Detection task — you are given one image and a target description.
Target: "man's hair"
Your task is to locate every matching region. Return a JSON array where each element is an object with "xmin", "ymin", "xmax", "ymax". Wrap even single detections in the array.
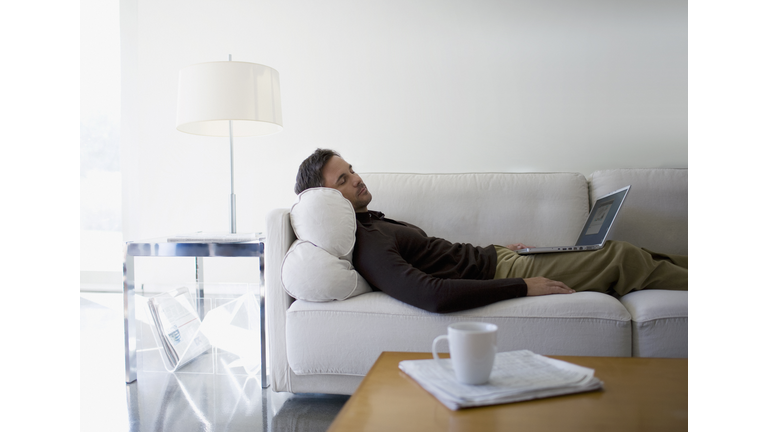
[{"xmin": 294, "ymin": 148, "xmax": 340, "ymax": 194}]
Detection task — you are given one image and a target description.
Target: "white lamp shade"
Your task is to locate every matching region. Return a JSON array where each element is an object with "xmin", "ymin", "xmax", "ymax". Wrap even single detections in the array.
[{"xmin": 176, "ymin": 61, "xmax": 283, "ymax": 137}]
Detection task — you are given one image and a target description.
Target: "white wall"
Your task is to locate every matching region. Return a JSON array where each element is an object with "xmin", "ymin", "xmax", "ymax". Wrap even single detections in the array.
[{"xmin": 121, "ymin": 0, "xmax": 686, "ymax": 285}]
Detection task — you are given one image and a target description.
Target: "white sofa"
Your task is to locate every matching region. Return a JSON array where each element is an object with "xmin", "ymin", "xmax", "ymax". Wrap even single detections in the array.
[{"xmin": 265, "ymin": 168, "xmax": 688, "ymax": 395}]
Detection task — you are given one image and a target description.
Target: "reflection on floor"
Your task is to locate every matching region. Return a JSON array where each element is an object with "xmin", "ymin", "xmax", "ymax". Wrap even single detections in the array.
[{"xmin": 81, "ymin": 292, "xmax": 349, "ymax": 432}]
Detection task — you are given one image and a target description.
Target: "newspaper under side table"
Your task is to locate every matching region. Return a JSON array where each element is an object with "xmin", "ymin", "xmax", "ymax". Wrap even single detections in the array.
[{"xmin": 123, "ymin": 234, "xmax": 267, "ymax": 387}]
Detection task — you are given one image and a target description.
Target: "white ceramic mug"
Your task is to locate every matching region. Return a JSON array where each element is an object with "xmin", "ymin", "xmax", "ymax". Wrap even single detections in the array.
[{"xmin": 431, "ymin": 322, "xmax": 498, "ymax": 385}]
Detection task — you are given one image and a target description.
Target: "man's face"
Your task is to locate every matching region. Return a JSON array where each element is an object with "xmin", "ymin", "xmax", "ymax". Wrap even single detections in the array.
[{"xmin": 321, "ymin": 156, "xmax": 372, "ymax": 212}]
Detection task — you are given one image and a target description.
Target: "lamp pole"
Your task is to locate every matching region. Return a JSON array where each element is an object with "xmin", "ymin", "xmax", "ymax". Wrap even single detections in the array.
[{"xmin": 228, "ymin": 54, "xmax": 236, "ymax": 233}]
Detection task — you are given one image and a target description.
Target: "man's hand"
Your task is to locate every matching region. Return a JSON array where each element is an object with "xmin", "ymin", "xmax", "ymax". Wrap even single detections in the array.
[
  {"xmin": 523, "ymin": 277, "xmax": 575, "ymax": 296},
  {"xmin": 506, "ymin": 243, "xmax": 531, "ymax": 251}
]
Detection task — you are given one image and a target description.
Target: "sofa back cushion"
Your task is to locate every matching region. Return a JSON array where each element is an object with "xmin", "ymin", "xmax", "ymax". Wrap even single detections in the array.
[
  {"xmin": 361, "ymin": 172, "xmax": 589, "ymax": 247},
  {"xmin": 589, "ymin": 169, "xmax": 687, "ymax": 255}
]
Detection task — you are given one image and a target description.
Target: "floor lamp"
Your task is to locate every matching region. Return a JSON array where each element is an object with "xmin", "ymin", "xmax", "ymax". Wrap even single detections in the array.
[{"xmin": 176, "ymin": 56, "xmax": 283, "ymax": 233}]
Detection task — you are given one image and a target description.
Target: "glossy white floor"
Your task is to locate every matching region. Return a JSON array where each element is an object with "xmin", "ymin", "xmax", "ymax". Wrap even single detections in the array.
[{"xmin": 80, "ymin": 292, "xmax": 349, "ymax": 432}]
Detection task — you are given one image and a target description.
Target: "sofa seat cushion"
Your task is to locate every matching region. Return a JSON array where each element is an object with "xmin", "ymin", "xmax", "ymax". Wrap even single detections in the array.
[
  {"xmin": 620, "ymin": 290, "xmax": 688, "ymax": 358},
  {"xmin": 285, "ymin": 291, "xmax": 632, "ymax": 376}
]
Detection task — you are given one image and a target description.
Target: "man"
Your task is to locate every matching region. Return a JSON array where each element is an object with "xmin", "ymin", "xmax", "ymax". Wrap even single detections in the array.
[{"xmin": 294, "ymin": 148, "xmax": 688, "ymax": 313}]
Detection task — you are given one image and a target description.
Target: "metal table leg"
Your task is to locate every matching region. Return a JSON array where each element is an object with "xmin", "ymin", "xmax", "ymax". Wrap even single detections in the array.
[
  {"xmin": 123, "ymin": 250, "xmax": 137, "ymax": 383},
  {"xmin": 260, "ymin": 253, "xmax": 269, "ymax": 388},
  {"xmin": 195, "ymin": 257, "xmax": 205, "ymax": 320}
]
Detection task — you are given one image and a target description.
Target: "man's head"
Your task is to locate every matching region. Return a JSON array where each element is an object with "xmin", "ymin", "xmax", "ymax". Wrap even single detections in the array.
[
  {"xmin": 295, "ymin": 148, "xmax": 372, "ymax": 212},
  {"xmin": 294, "ymin": 148, "xmax": 339, "ymax": 194}
]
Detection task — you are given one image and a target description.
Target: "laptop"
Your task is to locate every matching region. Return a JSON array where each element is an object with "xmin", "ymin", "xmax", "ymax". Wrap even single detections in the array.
[{"xmin": 517, "ymin": 185, "xmax": 631, "ymax": 255}]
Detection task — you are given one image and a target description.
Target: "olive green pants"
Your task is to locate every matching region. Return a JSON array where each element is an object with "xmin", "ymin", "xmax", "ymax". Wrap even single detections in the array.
[{"xmin": 494, "ymin": 241, "xmax": 687, "ymax": 296}]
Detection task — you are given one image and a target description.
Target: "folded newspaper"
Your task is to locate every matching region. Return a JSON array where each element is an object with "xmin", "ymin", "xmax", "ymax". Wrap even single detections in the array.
[
  {"xmin": 147, "ymin": 287, "xmax": 211, "ymax": 371},
  {"xmin": 399, "ymin": 350, "xmax": 603, "ymax": 410}
]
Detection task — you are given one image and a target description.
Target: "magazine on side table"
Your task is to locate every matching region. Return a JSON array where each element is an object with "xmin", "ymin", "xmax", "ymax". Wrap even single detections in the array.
[{"xmin": 166, "ymin": 232, "xmax": 261, "ymax": 243}]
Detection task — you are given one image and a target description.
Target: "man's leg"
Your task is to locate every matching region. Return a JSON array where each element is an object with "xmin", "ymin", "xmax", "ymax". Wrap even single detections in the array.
[{"xmin": 494, "ymin": 241, "xmax": 687, "ymax": 295}]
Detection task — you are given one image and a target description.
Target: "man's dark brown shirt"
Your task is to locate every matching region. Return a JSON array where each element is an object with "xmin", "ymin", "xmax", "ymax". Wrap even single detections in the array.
[{"xmin": 353, "ymin": 211, "xmax": 527, "ymax": 313}]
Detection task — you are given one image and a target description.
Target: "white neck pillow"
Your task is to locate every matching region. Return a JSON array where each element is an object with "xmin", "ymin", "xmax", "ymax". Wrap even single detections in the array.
[{"xmin": 281, "ymin": 188, "xmax": 372, "ymax": 301}]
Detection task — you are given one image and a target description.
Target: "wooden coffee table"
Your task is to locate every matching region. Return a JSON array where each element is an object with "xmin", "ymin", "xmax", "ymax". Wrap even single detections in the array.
[{"xmin": 328, "ymin": 352, "xmax": 687, "ymax": 432}]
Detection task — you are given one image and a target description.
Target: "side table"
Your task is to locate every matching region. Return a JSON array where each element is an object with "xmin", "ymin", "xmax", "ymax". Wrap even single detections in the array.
[{"xmin": 122, "ymin": 234, "xmax": 268, "ymax": 388}]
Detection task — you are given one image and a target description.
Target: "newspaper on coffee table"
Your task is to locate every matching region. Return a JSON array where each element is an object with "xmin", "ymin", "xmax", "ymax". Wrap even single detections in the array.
[{"xmin": 399, "ymin": 350, "xmax": 603, "ymax": 410}]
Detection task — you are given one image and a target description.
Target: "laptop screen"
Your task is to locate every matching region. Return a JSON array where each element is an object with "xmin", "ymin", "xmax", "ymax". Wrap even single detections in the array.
[{"xmin": 575, "ymin": 186, "xmax": 630, "ymax": 247}]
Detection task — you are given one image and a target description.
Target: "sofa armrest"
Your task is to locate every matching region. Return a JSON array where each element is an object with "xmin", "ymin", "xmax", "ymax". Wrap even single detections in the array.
[{"xmin": 265, "ymin": 208, "xmax": 297, "ymax": 391}]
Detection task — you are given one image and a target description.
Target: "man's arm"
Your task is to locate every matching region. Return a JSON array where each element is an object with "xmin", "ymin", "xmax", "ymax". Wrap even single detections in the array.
[
  {"xmin": 353, "ymin": 221, "xmax": 572, "ymax": 313},
  {"xmin": 355, "ymin": 250, "xmax": 528, "ymax": 313},
  {"xmin": 355, "ymin": 248, "xmax": 572, "ymax": 312},
  {"xmin": 502, "ymin": 245, "xmax": 574, "ymax": 294},
  {"xmin": 523, "ymin": 277, "xmax": 574, "ymax": 296},
  {"xmin": 506, "ymin": 243, "xmax": 531, "ymax": 251},
  {"xmin": 352, "ymin": 231, "xmax": 536, "ymax": 313}
]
